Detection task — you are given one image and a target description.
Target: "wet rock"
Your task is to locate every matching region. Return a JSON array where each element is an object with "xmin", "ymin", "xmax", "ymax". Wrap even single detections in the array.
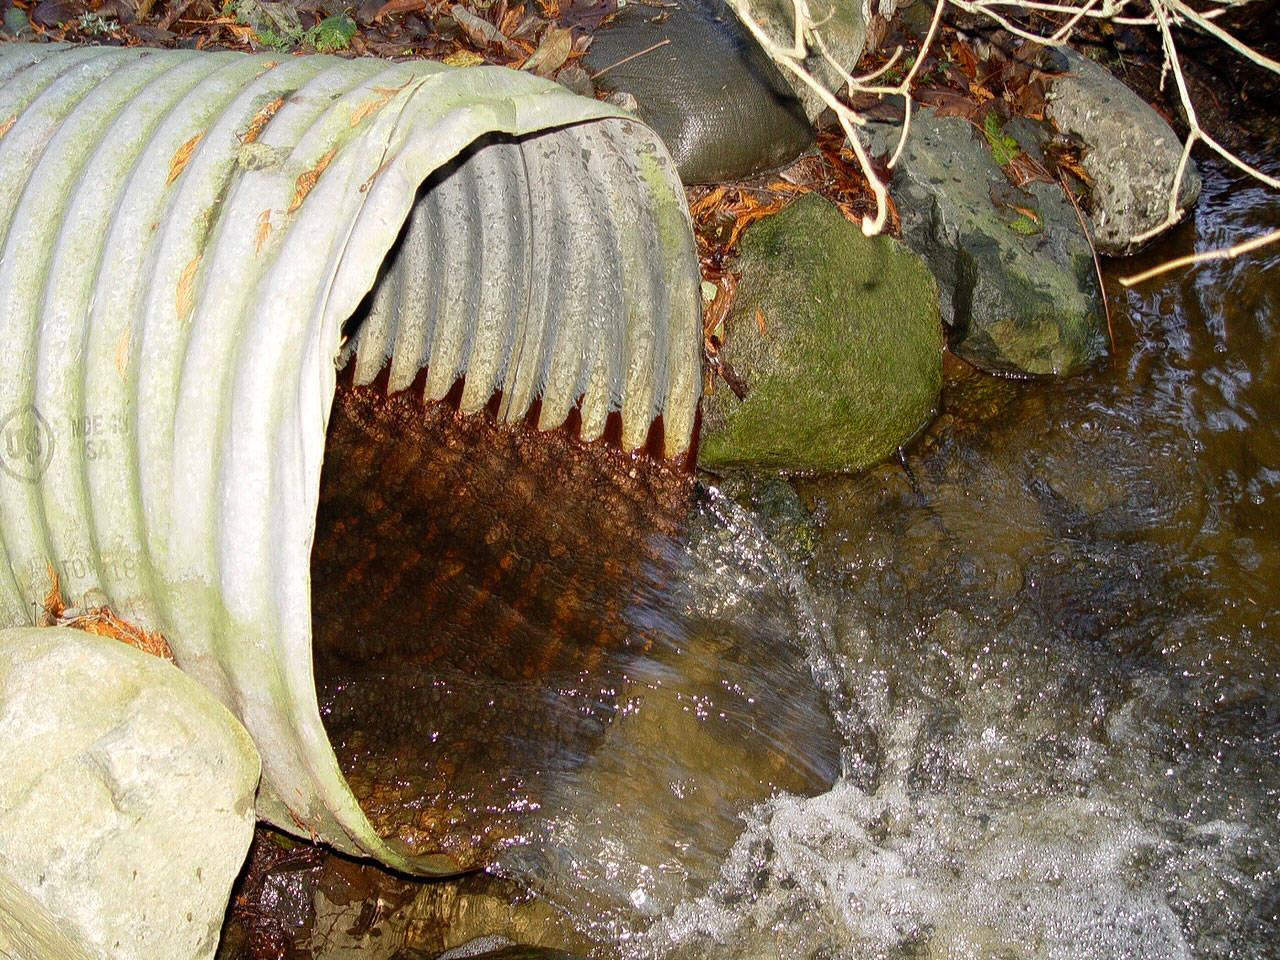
[
  {"xmin": 700, "ymin": 192, "xmax": 942, "ymax": 473},
  {"xmin": 0, "ymin": 627, "xmax": 259, "ymax": 960},
  {"xmin": 1044, "ymin": 47, "xmax": 1201, "ymax": 255},
  {"xmin": 867, "ymin": 107, "xmax": 1106, "ymax": 377},
  {"xmin": 440, "ymin": 944, "xmax": 588, "ymax": 960},
  {"xmin": 223, "ymin": 839, "xmax": 590, "ymax": 959},
  {"xmin": 713, "ymin": 474, "xmax": 817, "ymax": 562}
]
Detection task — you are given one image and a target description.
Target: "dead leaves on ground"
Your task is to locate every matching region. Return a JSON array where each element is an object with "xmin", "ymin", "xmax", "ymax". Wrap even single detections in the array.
[
  {"xmin": 42, "ymin": 563, "xmax": 176, "ymax": 662},
  {"xmin": 9, "ymin": 0, "xmax": 596, "ymax": 78}
]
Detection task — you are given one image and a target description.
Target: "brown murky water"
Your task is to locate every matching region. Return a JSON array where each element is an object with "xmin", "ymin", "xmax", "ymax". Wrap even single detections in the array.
[{"xmin": 651, "ymin": 154, "xmax": 1280, "ymax": 959}]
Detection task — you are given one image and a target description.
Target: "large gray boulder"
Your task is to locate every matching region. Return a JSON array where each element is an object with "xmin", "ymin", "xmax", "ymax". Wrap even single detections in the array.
[
  {"xmin": 868, "ymin": 107, "xmax": 1106, "ymax": 377},
  {"xmin": 1043, "ymin": 46, "xmax": 1201, "ymax": 255},
  {"xmin": 700, "ymin": 192, "xmax": 942, "ymax": 473},
  {"xmin": 0, "ymin": 627, "xmax": 260, "ymax": 960}
]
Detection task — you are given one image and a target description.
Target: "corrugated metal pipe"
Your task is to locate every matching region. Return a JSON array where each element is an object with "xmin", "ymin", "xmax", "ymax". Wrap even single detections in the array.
[{"xmin": 0, "ymin": 41, "xmax": 700, "ymax": 874}]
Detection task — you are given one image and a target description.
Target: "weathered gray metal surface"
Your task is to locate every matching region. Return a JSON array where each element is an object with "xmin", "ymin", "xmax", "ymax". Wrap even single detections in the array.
[{"xmin": 0, "ymin": 41, "xmax": 700, "ymax": 874}]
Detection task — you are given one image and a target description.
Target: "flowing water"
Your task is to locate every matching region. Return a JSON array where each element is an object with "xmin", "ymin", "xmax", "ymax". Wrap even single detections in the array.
[
  {"xmin": 232, "ymin": 152, "xmax": 1277, "ymax": 958},
  {"xmin": 644, "ymin": 154, "xmax": 1280, "ymax": 959}
]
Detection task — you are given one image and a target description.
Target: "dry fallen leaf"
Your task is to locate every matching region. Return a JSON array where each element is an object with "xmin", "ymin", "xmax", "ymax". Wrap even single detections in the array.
[{"xmin": 521, "ymin": 24, "xmax": 573, "ymax": 77}]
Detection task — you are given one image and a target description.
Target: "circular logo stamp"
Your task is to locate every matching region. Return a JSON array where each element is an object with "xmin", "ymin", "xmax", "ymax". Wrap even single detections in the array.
[{"xmin": 0, "ymin": 406, "xmax": 55, "ymax": 483}]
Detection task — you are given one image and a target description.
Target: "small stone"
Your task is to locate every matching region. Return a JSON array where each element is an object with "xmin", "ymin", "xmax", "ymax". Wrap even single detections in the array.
[
  {"xmin": 553, "ymin": 65, "xmax": 593, "ymax": 99},
  {"xmin": 604, "ymin": 90, "xmax": 640, "ymax": 114}
]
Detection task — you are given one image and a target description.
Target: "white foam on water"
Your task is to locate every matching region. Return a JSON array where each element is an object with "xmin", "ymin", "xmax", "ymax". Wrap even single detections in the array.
[{"xmin": 642, "ymin": 650, "xmax": 1274, "ymax": 960}]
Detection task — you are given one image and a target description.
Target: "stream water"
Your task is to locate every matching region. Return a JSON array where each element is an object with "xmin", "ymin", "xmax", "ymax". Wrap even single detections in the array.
[
  {"xmin": 646, "ymin": 152, "xmax": 1280, "ymax": 960},
  {"xmin": 233, "ymin": 151, "xmax": 1277, "ymax": 958}
]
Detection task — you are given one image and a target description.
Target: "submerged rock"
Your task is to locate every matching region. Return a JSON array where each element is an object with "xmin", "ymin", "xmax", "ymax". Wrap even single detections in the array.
[
  {"xmin": 0, "ymin": 627, "xmax": 259, "ymax": 960},
  {"xmin": 1044, "ymin": 46, "xmax": 1201, "ymax": 255},
  {"xmin": 868, "ymin": 107, "xmax": 1106, "ymax": 377},
  {"xmin": 699, "ymin": 192, "xmax": 942, "ymax": 473}
]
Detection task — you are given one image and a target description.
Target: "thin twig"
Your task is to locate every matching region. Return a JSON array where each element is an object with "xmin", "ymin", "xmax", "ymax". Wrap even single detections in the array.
[
  {"xmin": 588, "ymin": 38, "xmax": 671, "ymax": 80},
  {"xmin": 1119, "ymin": 226, "xmax": 1280, "ymax": 286},
  {"xmin": 1059, "ymin": 168, "xmax": 1114, "ymax": 349}
]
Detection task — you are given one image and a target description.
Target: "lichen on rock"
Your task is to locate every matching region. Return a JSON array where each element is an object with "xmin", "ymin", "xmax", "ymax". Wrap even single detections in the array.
[
  {"xmin": 866, "ymin": 107, "xmax": 1107, "ymax": 378},
  {"xmin": 1043, "ymin": 46, "xmax": 1201, "ymax": 255}
]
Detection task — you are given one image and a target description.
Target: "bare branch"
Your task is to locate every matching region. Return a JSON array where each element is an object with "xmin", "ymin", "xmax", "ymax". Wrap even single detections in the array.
[
  {"xmin": 1120, "ymin": 226, "xmax": 1280, "ymax": 286},
  {"xmin": 725, "ymin": 0, "xmax": 1277, "ymax": 280}
]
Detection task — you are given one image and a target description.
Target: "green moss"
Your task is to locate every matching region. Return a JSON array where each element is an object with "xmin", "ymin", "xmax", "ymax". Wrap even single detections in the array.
[{"xmin": 699, "ymin": 194, "xmax": 942, "ymax": 474}]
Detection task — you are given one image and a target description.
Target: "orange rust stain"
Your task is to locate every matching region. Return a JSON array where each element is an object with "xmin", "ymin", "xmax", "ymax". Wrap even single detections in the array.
[
  {"xmin": 254, "ymin": 208, "xmax": 273, "ymax": 253},
  {"xmin": 237, "ymin": 95, "xmax": 285, "ymax": 145},
  {"xmin": 167, "ymin": 133, "xmax": 203, "ymax": 185},
  {"xmin": 349, "ymin": 93, "xmax": 392, "ymax": 128},
  {"xmin": 287, "ymin": 147, "xmax": 337, "ymax": 214},
  {"xmin": 114, "ymin": 325, "xmax": 131, "ymax": 383},
  {"xmin": 176, "ymin": 254, "xmax": 200, "ymax": 321},
  {"xmin": 0, "ymin": 115, "xmax": 15, "ymax": 140}
]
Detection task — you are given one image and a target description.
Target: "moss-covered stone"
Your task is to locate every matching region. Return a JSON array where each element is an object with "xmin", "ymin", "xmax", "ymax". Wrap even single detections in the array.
[
  {"xmin": 865, "ymin": 108, "xmax": 1107, "ymax": 377},
  {"xmin": 699, "ymin": 193, "xmax": 942, "ymax": 473}
]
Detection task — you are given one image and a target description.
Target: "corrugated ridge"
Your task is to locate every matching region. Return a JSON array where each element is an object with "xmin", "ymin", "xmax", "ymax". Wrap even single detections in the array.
[
  {"xmin": 0, "ymin": 46, "xmax": 144, "ymax": 624},
  {"xmin": 38, "ymin": 49, "xmax": 195, "ymax": 632},
  {"xmin": 343, "ymin": 115, "xmax": 698, "ymax": 454}
]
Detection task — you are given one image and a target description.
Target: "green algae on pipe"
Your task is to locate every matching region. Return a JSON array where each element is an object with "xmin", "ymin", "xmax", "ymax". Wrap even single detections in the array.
[{"xmin": 0, "ymin": 41, "xmax": 700, "ymax": 875}]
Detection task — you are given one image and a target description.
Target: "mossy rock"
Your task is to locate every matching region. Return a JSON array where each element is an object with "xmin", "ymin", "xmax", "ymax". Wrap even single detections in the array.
[
  {"xmin": 865, "ymin": 108, "xmax": 1107, "ymax": 376},
  {"xmin": 699, "ymin": 193, "xmax": 942, "ymax": 473}
]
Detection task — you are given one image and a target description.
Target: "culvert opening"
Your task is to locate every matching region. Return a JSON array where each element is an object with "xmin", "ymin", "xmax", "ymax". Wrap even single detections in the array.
[
  {"xmin": 308, "ymin": 380, "xmax": 844, "ymax": 890},
  {"xmin": 311, "ymin": 126, "xmax": 840, "ymax": 893}
]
